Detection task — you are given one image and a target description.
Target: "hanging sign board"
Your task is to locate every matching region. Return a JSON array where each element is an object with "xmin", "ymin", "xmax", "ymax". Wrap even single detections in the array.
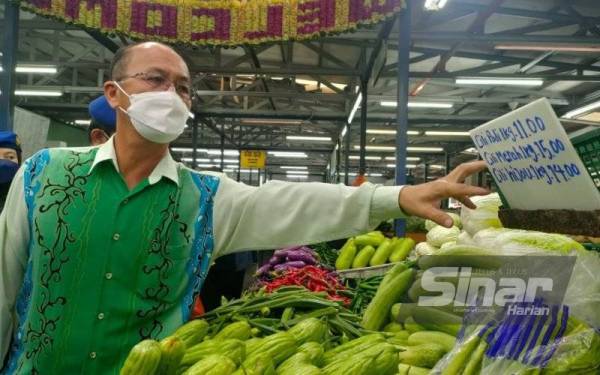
[
  {"xmin": 469, "ymin": 98, "xmax": 600, "ymax": 210},
  {"xmin": 240, "ymin": 150, "xmax": 266, "ymax": 169}
]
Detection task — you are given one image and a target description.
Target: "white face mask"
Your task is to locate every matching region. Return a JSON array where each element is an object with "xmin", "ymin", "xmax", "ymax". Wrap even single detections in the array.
[{"xmin": 114, "ymin": 82, "xmax": 190, "ymax": 144}]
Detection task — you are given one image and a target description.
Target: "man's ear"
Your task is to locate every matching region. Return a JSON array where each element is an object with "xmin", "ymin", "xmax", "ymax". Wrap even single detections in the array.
[
  {"xmin": 90, "ymin": 129, "xmax": 109, "ymax": 146},
  {"xmin": 104, "ymin": 81, "xmax": 119, "ymax": 109}
]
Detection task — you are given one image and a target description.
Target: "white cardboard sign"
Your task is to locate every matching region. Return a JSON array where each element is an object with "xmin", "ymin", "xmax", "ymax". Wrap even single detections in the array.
[{"xmin": 469, "ymin": 98, "xmax": 600, "ymax": 210}]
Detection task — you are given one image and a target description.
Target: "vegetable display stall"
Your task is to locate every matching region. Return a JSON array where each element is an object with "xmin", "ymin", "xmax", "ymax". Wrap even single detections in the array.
[{"xmin": 119, "ymin": 195, "xmax": 600, "ymax": 375}]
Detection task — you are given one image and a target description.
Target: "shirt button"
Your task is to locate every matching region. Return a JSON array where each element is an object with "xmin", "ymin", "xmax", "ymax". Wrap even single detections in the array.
[
  {"xmin": 112, "ymin": 233, "xmax": 120, "ymax": 241},
  {"xmin": 105, "ymin": 273, "xmax": 113, "ymax": 280},
  {"xmin": 89, "ymin": 352, "xmax": 97, "ymax": 359},
  {"xmin": 122, "ymin": 198, "xmax": 129, "ymax": 205},
  {"xmin": 97, "ymin": 313, "xmax": 105, "ymax": 320}
]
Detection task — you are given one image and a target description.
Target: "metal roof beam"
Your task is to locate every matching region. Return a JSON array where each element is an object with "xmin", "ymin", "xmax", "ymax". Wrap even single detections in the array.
[
  {"xmin": 449, "ymin": 1, "xmax": 600, "ymax": 24},
  {"xmin": 189, "ymin": 65, "xmax": 360, "ymax": 76},
  {"xmin": 410, "ymin": 46, "xmax": 600, "ymax": 73},
  {"xmin": 410, "ymin": 32, "xmax": 600, "ymax": 45}
]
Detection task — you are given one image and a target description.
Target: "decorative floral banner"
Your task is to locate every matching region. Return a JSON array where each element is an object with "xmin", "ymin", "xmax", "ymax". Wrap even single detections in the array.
[{"xmin": 16, "ymin": 0, "xmax": 405, "ymax": 46}]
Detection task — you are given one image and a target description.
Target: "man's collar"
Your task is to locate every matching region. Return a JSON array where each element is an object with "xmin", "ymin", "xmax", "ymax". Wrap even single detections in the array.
[{"xmin": 88, "ymin": 136, "xmax": 180, "ymax": 186}]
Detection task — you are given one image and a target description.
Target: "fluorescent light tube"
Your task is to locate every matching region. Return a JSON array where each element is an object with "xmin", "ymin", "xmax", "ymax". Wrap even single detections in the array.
[
  {"xmin": 425, "ymin": 130, "xmax": 470, "ymax": 136},
  {"xmin": 207, "ymin": 149, "xmax": 239, "ymax": 156},
  {"xmin": 181, "ymin": 158, "xmax": 212, "ymax": 163},
  {"xmin": 340, "ymin": 125, "xmax": 348, "ymax": 138},
  {"xmin": 367, "ymin": 129, "xmax": 420, "ymax": 135},
  {"xmin": 15, "ymin": 65, "xmax": 58, "ymax": 74},
  {"xmin": 287, "ymin": 175, "xmax": 308, "ymax": 179},
  {"xmin": 562, "ymin": 99, "xmax": 600, "ymax": 119},
  {"xmin": 348, "ymin": 93, "xmax": 362, "ymax": 124},
  {"xmin": 15, "ymin": 90, "xmax": 62, "ymax": 96},
  {"xmin": 349, "ymin": 155, "xmax": 381, "ymax": 161},
  {"xmin": 388, "ymin": 164, "xmax": 417, "ymax": 168},
  {"xmin": 74, "ymin": 119, "xmax": 91, "ymax": 125},
  {"xmin": 268, "ymin": 151, "xmax": 308, "ymax": 158},
  {"xmin": 380, "ymin": 101, "xmax": 454, "ymax": 109},
  {"xmin": 287, "ymin": 135, "xmax": 332, "ymax": 142},
  {"xmin": 281, "ymin": 166, "xmax": 308, "ymax": 169},
  {"xmin": 286, "ymin": 171, "xmax": 309, "ymax": 175},
  {"xmin": 407, "ymin": 146, "xmax": 444, "ymax": 152},
  {"xmin": 211, "ymin": 159, "xmax": 239, "ymax": 164},
  {"xmin": 495, "ymin": 44, "xmax": 600, "ymax": 53},
  {"xmin": 353, "ymin": 145, "xmax": 396, "ymax": 151},
  {"xmin": 456, "ymin": 77, "xmax": 544, "ymax": 86},
  {"xmin": 385, "ymin": 156, "xmax": 421, "ymax": 161}
]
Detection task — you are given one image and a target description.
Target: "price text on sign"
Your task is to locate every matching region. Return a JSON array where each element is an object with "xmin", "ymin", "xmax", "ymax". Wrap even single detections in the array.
[
  {"xmin": 240, "ymin": 150, "xmax": 266, "ymax": 169},
  {"xmin": 469, "ymin": 98, "xmax": 600, "ymax": 210}
]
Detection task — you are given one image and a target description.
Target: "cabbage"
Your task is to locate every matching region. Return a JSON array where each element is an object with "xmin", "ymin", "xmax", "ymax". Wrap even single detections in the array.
[
  {"xmin": 426, "ymin": 226, "xmax": 460, "ymax": 247},
  {"xmin": 425, "ymin": 219, "xmax": 438, "ymax": 231},
  {"xmin": 415, "ymin": 242, "xmax": 438, "ymax": 257},
  {"xmin": 448, "ymin": 213, "xmax": 461, "ymax": 229},
  {"xmin": 457, "ymin": 231, "xmax": 475, "ymax": 246},
  {"xmin": 425, "ymin": 213, "xmax": 461, "ymax": 232},
  {"xmin": 440, "ymin": 241, "xmax": 457, "ymax": 251},
  {"xmin": 460, "ymin": 193, "xmax": 503, "ymax": 236},
  {"xmin": 473, "ymin": 228, "xmax": 585, "ymax": 255}
]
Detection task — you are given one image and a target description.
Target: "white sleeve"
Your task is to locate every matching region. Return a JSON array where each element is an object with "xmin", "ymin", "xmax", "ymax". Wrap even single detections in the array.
[
  {"xmin": 0, "ymin": 167, "xmax": 29, "ymax": 365},
  {"xmin": 212, "ymin": 174, "xmax": 406, "ymax": 256}
]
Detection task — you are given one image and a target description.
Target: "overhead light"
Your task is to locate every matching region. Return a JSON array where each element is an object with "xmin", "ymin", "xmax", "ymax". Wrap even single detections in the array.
[
  {"xmin": 172, "ymin": 147, "xmax": 204, "ymax": 153},
  {"xmin": 212, "ymin": 159, "xmax": 239, "ymax": 164},
  {"xmin": 241, "ymin": 119, "xmax": 303, "ymax": 126},
  {"xmin": 15, "ymin": 89, "xmax": 62, "ymax": 97},
  {"xmin": 207, "ymin": 149, "xmax": 239, "ymax": 156},
  {"xmin": 287, "ymin": 175, "xmax": 308, "ymax": 179},
  {"xmin": 425, "ymin": 130, "xmax": 470, "ymax": 136},
  {"xmin": 407, "ymin": 146, "xmax": 444, "ymax": 152},
  {"xmin": 15, "ymin": 65, "xmax": 58, "ymax": 74},
  {"xmin": 424, "ymin": 0, "xmax": 448, "ymax": 10},
  {"xmin": 281, "ymin": 166, "xmax": 308, "ymax": 170},
  {"xmin": 349, "ymin": 155, "xmax": 381, "ymax": 161},
  {"xmin": 368, "ymin": 173, "xmax": 383, "ymax": 177},
  {"xmin": 430, "ymin": 164, "xmax": 445, "ymax": 169},
  {"xmin": 353, "ymin": 145, "xmax": 395, "ymax": 151},
  {"xmin": 287, "ymin": 135, "xmax": 332, "ymax": 142},
  {"xmin": 0, "ymin": 64, "xmax": 58, "ymax": 74},
  {"xmin": 367, "ymin": 129, "xmax": 420, "ymax": 135},
  {"xmin": 74, "ymin": 119, "xmax": 91, "ymax": 125},
  {"xmin": 286, "ymin": 170, "xmax": 309, "ymax": 175},
  {"xmin": 455, "ymin": 77, "xmax": 544, "ymax": 86},
  {"xmin": 268, "ymin": 151, "xmax": 308, "ymax": 158},
  {"xmin": 381, "ymin": 101, "xmax": 454, "ymax": 109},
  {"xmin": 388, "ymin": 164, "xmax": 417, "ymax": 168},
  {"xmin": 562, "ymin": 99, "xmax": 600, "ymax": 119},
  {"xmin": 223, "ymin": 169, "xmax": 235, "ymax": 173},
  {"xmin": 385, "ymin": 156, "xmax": 421, "ymax": 161},
  {"xmin": 462, "ymin": 147, "xmax": 478, "ymax": 154},
  {"xmin": 348, "ymin": 93, "xmax": 362, "ymax": 124},
  {"xmin": 340, "ymin": 125, "xmax": 348, "ymax": 139},
  {"xmin": 196, "ymin": 163, "xmax": 220, "ymax": 169},
  {"xmin": 296, "ymin": 78, "xmax": 347, "ymax": 90},
  {"xmin": 182, "ymin": 158, "xmax": 212, "ymax": 163},
  {"xmin": 495, "ymin": 44, "xmax": 600, "ymax": 53}
]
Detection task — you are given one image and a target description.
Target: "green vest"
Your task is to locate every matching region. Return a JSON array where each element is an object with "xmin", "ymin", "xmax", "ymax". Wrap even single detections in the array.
[{"xmin": 4, "ymin": 147, "xmax": 219, "ymax": 374}]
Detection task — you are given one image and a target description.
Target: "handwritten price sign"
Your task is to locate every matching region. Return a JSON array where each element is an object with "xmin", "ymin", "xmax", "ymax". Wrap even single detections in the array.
[{"xmin": 470, "ymin": 98, "xmax": 600, "ymax": 210}]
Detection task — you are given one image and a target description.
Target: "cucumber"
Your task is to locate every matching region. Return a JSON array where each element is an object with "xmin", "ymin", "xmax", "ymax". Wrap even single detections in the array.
[
  {"xmin": 369, "ymin": 238, "xmax": 394, "ymax": 266},
  {"xmin": 352, "ymin": 245, "xmax": 376, "ymax": 268},
  {"xmin": 407, "ymin": 331, "xmax": 456, "ymax": 352}
]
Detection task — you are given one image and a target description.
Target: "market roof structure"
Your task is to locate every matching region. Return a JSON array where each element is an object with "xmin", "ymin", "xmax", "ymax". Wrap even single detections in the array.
[{"xmin": 1, "ymin": 0, "xmax": 599, "ymax": 182}]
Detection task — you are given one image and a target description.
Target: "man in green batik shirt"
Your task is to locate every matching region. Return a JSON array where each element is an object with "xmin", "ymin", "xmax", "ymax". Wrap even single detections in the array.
[{"xmin": 0, "ymin": 42, "xmax": 488, "ymax": 374}]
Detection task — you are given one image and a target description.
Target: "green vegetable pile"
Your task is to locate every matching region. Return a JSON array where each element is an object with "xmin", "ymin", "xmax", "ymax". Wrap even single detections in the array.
[{"xmin": 335, "ymin": 231, "xmax": 416, "ymax": 270}]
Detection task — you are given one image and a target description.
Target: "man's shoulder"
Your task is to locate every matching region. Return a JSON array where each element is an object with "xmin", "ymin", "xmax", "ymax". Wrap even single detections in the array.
[{"xmin": 25, "ymin": 145, "xmax": 98, "ymax": 167}]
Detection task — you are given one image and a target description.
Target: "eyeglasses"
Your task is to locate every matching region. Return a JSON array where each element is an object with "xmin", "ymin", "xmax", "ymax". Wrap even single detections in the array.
[{"xmin": 119, "ymin": 71, "xmax": 192, "ymax": 100}]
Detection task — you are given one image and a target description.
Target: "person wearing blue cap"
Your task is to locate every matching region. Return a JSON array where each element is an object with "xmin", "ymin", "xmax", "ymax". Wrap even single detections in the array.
[
  {"xmin": 0, "ymin": 131, "xmax": 21, "ymax": 210},
  {"xmin": 88, "ymin": 95, "xmax": 116, "ymax": 146}
]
